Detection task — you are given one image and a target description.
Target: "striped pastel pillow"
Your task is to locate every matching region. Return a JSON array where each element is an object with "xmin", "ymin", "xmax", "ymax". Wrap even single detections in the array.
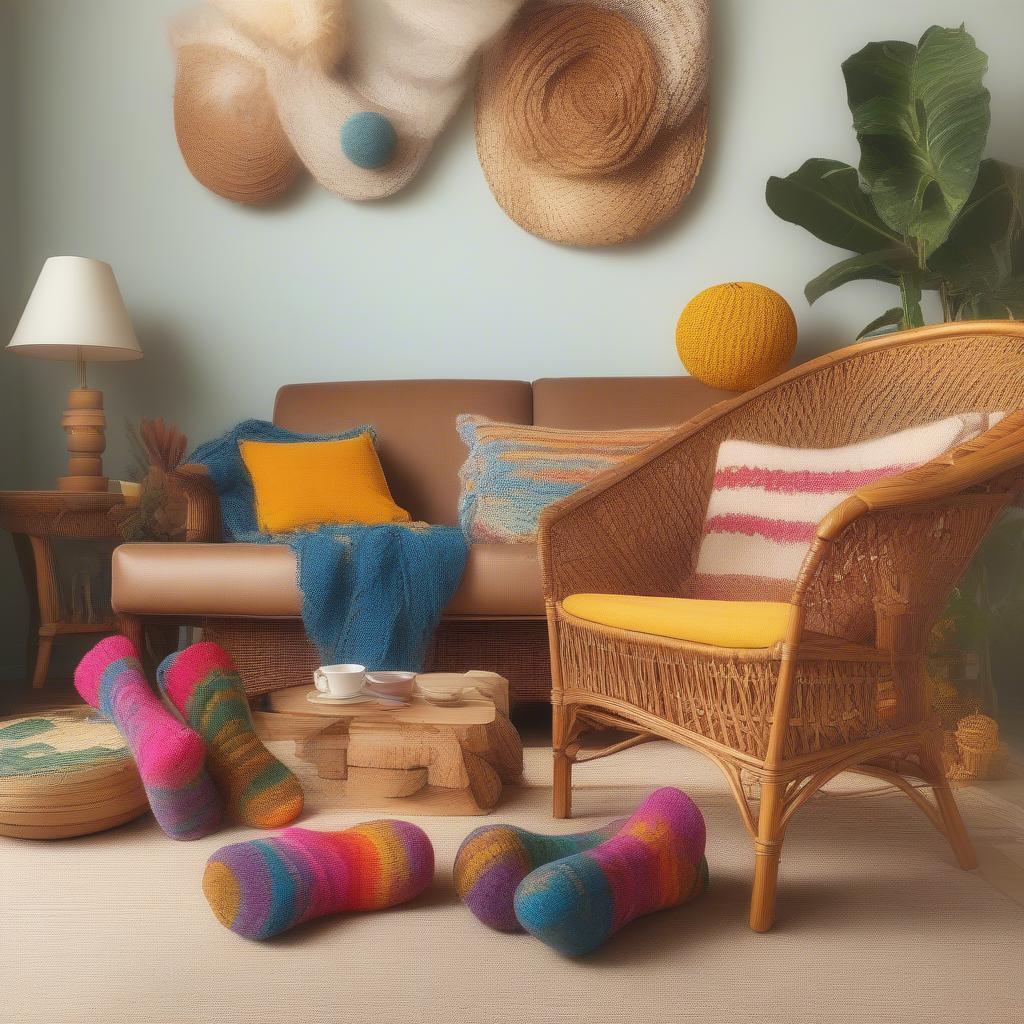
[
  {"xmin": 457, "ymin": 415, "xmax": 671, "ymax": 543},
  {"xmin": 692, "ymin": 412, "xmax": 993, "ymax": 602}
]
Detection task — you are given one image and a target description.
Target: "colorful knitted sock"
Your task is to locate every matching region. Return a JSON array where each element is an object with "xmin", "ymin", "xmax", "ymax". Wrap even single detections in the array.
[
  {"xmin": 455, "ymin": 819, "xmax": 627, "ymax": 932},
  {"xmin": 157, "ymin": 642, "xmax": 303, "ymax": 828},
  {"xmin": 74, "ymin": 636, "xmax": 223, "ymax": 840},
  {"xmin": 514, "ymin": 787, "xmax": 709, "ymax": 956},
  {"xmin": 202, "ymin": 821, "xmax": 435, "ymax": 939}
]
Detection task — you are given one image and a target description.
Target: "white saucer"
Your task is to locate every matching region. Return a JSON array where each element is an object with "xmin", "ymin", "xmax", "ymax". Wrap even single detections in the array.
[
  {"xmin": 306, "ymin": 690, "xmax": 411, "ymax": 708},
  {"xmin": 306, "ymin": 691, "xmax": 377, "ymax": 706}
]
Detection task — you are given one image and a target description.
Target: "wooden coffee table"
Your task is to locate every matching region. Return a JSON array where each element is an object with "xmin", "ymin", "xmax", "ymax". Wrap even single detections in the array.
[{"xmin": 252, "ymin": 672, "xmax": 523, "ymax": 815}]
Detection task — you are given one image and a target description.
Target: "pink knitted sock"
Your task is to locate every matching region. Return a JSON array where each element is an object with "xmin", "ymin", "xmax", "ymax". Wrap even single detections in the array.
[{"xmin": 74, "ymin": 636, "xmax": 223, "ymax": 840}]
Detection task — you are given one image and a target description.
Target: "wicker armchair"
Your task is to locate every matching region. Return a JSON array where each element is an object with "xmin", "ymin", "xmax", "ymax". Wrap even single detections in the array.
[{"xmin": 538, "ymin": 322, "xmax": 1024, "ymax": 932}]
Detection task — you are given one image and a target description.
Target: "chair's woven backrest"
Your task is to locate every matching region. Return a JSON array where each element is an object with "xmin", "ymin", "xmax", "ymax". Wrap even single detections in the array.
[
  {"xmin": 692, "ymin": 324, "xmax": 1024, "ymax": 450},
  {"xmin": 684, "ymin": 323, "xmax": 1024, "ymax": 642}
]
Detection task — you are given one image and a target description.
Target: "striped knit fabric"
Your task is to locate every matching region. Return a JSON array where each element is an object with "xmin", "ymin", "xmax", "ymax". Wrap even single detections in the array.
[
  {"xmin": 158, "ymin": 642, "xmax": 303, "ymax": 829},
  {"xmin": 513, "ymin": 787, "xmax": 708, "ymax": 956},
  {"xmin": 455, "ymin": 818, "xmax": 626, "ymax": 932},
  {"xmin": 457, "ymin": 415, "xmax": 670, "ymax": 543},
  {"xmin": 202, "ymin": 821, "xmax": 435, "ymax": 940},
  {"xmin": 692, "ymin": 412, "xmax": 993, "ymax": 602},
  {"xmin": 73, "ymin": 636, "xmax": 223, "ymax": 841}
]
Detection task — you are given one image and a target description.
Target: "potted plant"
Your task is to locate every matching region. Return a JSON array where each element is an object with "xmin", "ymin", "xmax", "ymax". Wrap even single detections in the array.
[{"xmin": 766, "ymin": 25, "xmax": 1024, "ymax": 338}]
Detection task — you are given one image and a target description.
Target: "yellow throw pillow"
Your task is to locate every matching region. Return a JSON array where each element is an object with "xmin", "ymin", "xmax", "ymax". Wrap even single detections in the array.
[{"xmin": 239, "ymin": 434, "xmax": 411, "ymax": 533}]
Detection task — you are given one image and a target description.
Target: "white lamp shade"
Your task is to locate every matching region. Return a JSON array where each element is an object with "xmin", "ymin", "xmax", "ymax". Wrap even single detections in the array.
[{"xmin": 7, "ymin": 256, "xmax": 142, "ymax": 362}]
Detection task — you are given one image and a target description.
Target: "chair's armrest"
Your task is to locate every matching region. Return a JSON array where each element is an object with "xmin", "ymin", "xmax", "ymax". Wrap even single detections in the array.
[
  {"xmin": 174, "ymin": 463, "xmax": 222, "ymax": 542},
  {"xmin": 537, "ymin": 419, "xmax": 723, "ymax": 605},
  {"xmin": 792, "ymin": 411, "xmax": 1024, "ymax": 608},
  {"xmin": 814, "ymin": 411, "xmax": 1024, "ymax": 545}
]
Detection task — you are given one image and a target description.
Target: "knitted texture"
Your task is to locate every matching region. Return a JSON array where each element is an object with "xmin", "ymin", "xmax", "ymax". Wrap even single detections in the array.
[
  {"xmin": 190, "ymin": 418, "xmax": 371, "ymax": 536},
  {"xmin": 203, "ymin": 820, "xmax": 435, "ymax": 939},
  {"xmin": 191, "ymin": 420, "xmax": 467, "ymax": 671},
  {"xmin": 341, "ymin": 111, "xmax": 398, "ymax": 169},
  {"xmin": 455, "ymin": 818, "xmax": 625, "ymax": 931},
  {"xmin": 73, "ymin": 636, "xmax": 223, "ymax": 840},
  {"xmin": 693, "ymin": 412, "xmax": 993, "ymax": 602},
  {"xmin": 513, "ymin": 787, "xmax": 708, "ymax": 956},
  {"xmin": 239, "ymin": 433, "xmax": 411, "ymax": 532},
  {"xmin": 158, "ymin": 642, "xmax": 303, "ymax": 829},
  {"xmin": 457, "ymin": 415, "xmax": 671, "ymax": 543},
  {"xmin": 675, "ymin": 282, "xmax": 797, "ymax": 390}
]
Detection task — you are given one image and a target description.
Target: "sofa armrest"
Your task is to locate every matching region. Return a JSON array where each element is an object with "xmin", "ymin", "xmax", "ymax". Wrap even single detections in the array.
[
  {"xmin": 537, "ymin": 420, "xmax": 722, "ymax": 605},
  {"xmin": 175, "ymin": 464, "xmax": 222, "ymax": 542}
]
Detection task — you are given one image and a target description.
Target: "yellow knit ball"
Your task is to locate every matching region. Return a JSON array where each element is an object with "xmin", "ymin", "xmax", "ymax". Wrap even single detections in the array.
[{"xmin": 675, "ymin": 282, "xmax": 797, "ymax": 391}]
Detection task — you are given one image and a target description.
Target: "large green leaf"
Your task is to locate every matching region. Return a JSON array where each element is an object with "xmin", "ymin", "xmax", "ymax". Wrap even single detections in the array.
[
  {"xmin": 932, "ymin": 159, "xmax": 1024, "ymax": 294},
  {"xmin": 857, "ymin": 307, "xmax": 904, "ymax": 338},
  {"xmin": 766, "ymin": 159, "xmax": 905, "ymax": 254},
  {"xmin": 804, "ymin": 248, "xmax": 921, "ymax": 304},
  {"xmin": 898, "ymin": 271, "xmax": 926, "ymax": 328},
  {"xmin": 957, "ymin": 284, "xmax": 1024, "ymax": 320},
  {"xmin": 843, "ymin": 25, "xmax": 990, "ymax": 254}
]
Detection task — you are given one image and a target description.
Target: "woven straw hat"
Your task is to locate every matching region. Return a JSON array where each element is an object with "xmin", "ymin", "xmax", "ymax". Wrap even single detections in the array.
[
  {"xmin": 475, "ymin": 0, "xmax": 710, "ymax": 246},
  {"xmin": 172, "ymin": 0, "xmax": 525, "ymax": 203}
]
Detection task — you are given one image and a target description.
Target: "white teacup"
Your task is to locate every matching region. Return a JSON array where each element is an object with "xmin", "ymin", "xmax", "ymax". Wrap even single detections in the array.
[{"xmin": 313, "ymin": 663, "xmax": 366, "ymax": 699}]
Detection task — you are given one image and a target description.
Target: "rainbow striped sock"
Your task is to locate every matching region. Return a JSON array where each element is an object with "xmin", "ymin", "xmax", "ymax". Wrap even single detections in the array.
[
  {"xmin": 74, "ymin": 636, "xmax": 223, "ymax": 840},
  {"xmin": 455, "ymin": 819, "xmax": 626, "ymax": 932},
  {"xmin": 514, "ymin": 787, "xmax": 708, "ymax": 956},
  {"xmin": 203, "ymin": 821, "xmax": 435, "ymax": 939},
  {"xmin": 157, "ymin": 642, "xmax": 303, "ymax": 829}
]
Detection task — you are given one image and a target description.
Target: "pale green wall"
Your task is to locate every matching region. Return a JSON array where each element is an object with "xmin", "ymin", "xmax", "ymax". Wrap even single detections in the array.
[
  {"xmin": 1, "ymin": 0, "xmax": 28, "ymax": 693},
  {"xmin": 2, "ymin": 0, "xmax": 1024, "ymax": 683}
]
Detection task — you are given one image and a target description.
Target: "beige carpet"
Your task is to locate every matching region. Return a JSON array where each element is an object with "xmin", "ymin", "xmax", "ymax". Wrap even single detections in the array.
[{"xmin": 2, "ymin": 741, "xmax": 1023, "ymax": 1024}]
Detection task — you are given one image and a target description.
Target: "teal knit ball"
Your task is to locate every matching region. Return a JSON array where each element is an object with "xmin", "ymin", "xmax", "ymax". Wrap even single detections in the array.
[{"xmin": 340, "ymin": 112, "xmax": 398, "ymax": 170}]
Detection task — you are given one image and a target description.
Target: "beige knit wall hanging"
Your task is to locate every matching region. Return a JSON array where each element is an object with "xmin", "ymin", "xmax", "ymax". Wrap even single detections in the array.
[
  {"xmin": 476, "ymin": 0, "xmax": 711, "ymax": 246},
  {"xmin": 171, "ymin": 0, "xmax": 526, "ymax": 204}
]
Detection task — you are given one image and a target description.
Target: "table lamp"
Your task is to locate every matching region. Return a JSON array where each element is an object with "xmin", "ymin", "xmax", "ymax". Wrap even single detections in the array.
[{"xmin": 6, "ymin": 256, "xmax": 142, "ymax": 493}]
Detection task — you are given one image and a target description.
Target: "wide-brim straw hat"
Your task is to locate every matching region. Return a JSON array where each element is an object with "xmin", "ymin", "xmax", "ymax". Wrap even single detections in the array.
[
  {"xmin": 172, "ymin": 0, "xmax": 525, "ymax": 203},
  {"xmin": 476, "ymin": 0, "xmax": 711, "ymax": 246}
]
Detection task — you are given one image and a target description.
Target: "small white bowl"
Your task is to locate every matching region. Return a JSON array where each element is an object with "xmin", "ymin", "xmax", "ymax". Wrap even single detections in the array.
[
  {"xmin": 418, "ymin": 684, "xmax": 471, "ymax": 707},
  {"xmin": 365, "ymin": 671, "xmax": 416, "ymax": 701}
]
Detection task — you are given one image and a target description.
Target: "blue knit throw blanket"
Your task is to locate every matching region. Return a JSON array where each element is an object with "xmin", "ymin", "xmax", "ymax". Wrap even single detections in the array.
[{"xmin": 190, "ymin": 419, "xmax": 468, "ymax": 672}]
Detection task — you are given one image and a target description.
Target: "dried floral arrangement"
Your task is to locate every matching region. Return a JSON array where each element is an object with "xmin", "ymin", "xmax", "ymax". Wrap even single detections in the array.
[{"xmin": 120, "ymin": 418, "xmax": 189, "ymax": 542}]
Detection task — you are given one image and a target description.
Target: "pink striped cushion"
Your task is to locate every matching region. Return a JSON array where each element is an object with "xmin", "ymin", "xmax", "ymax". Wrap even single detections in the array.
[{"xmin": 692, "ymin": 413, "xmax": 995, "ymax": 602}]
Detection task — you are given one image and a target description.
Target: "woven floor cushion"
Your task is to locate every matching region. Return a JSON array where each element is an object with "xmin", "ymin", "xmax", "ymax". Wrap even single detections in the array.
[{"xmin": 0, "ymin": 706, "xmax": 149, "ymax": 839}]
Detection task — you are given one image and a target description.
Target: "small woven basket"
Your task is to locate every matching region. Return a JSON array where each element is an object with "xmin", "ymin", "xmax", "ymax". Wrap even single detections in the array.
[{"xmin": 949, "ymin": 713, "xmax": 1005, "ymax": 781}]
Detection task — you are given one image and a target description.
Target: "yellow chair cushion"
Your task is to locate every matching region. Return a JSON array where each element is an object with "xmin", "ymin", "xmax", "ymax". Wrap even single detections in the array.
[
  {"xmin": 561, "ymin": 593, "xmax": 791, "ymax": 649},
  {"xmin": 240, "ymin": 434, "xmax": 411, "ymax": 533}
]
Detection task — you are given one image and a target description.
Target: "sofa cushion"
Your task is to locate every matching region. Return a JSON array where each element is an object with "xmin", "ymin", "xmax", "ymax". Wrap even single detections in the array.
[
  {"xmin": 443, "ymin": 543, "xmax": 543, "ymax": 616},
  {"xmin": 273, "ymin": 380, "xmax": 534, "ymax": 526},
  {"xmin": 562, "ymin": 593, "xmax": 791, "ymax": 649},
  {"xmin": 532, "ymin": 376, "xmax": 736, "ymax": 429},
  {"xmin": 112, "ymin": 542, "xmax": 543, "ymax": 618},
  {"xmin": 456, "ymin": 415, "xmax": 671, "ymax": 543}
]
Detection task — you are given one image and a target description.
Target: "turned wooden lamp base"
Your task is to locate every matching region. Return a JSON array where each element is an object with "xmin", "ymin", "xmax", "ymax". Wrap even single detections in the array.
[{"xmin": 58, "ymin": 386, "xmax": 109, "ymax": 494}]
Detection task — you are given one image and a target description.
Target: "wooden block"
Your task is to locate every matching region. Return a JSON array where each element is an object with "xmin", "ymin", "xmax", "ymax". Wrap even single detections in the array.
[{"xmin": 347, "ymin": 766, "xmax": 428, "ymax": 799}]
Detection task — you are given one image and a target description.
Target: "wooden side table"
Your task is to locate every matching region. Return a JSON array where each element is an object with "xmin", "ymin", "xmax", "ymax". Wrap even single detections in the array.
[{"xmin": 0, "ymin": 491, "xmax": 131, "ymax": 688}]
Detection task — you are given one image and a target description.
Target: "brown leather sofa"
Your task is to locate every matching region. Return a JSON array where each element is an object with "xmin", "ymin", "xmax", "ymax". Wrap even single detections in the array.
[{"xmin": 112, "ymin": 377, "xmax": 732, "ymax": 702}]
